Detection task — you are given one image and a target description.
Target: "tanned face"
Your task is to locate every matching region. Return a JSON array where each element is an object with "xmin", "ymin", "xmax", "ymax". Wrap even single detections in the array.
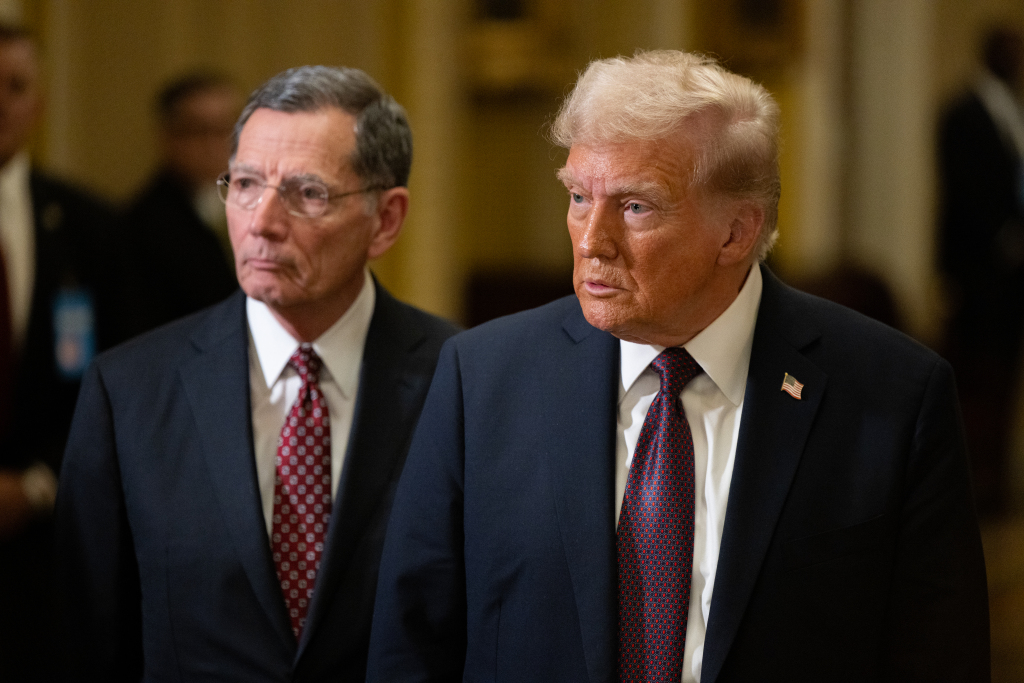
[{"xmin": 559, "ymin": 127, "xmax": 762, "ymax": 347}]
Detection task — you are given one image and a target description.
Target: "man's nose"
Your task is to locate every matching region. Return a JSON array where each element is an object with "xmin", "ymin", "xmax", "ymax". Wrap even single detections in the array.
[
  {"xmin": 574, "ymin": 204, "xmax": 619, "ymax": 260},
  {"xmin": 246, "ymin": 186, "xmax": 289, "ymax": 237}
]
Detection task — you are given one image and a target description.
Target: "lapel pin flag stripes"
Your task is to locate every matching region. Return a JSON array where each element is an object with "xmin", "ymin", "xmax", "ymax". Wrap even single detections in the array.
[{"xmin": 781, "ymin": 372, "xmax": 804, "ymax": 400}]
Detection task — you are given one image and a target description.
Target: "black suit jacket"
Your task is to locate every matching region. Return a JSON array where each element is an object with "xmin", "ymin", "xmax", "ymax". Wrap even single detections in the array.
[
  {"xmin": 0, "ymin": 171, "xmax": 116, "ymax": 682},
  {"xmin": 116, "ymin": 170, "xmax": 238, "ymax": 340},
  {"xmin": 3, "ymin": 171, "xmax": 118, "ymax": 471},
  {"xmin": 367, "ymin": 266, "xmax": 989, "ymax": 682},
  {"xmin": 55, "ymin": 283, "xmax": 458, "ymax": 682}
]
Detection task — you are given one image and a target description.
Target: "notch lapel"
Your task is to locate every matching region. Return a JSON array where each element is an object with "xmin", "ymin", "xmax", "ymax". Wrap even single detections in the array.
[
  {"xmin": 550, "ymin": 304, "xmax": 621, "ymax": 683},
  {"xmin": 179, "ymin": 294, "xmax": 295, "ymax": 651},
  {"xmin": 296, "ymin": 287, "xmax": 434, "ymax": 658},
  {"xmin": 700, "ymin": 268, "xmax": 826, "ymax": 683}
]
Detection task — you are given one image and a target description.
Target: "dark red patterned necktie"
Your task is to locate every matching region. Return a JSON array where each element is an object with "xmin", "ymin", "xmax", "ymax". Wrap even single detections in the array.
[
  {"xmin": 618, "ymin": 347, "xmax": 701, "ymax": 683},
  {"xmin": 271, "ymin": 344, "xmax": 332, "ymax": 640}
]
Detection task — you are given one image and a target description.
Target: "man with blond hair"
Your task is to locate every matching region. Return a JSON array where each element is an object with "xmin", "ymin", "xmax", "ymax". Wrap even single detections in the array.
[{"xmin": 367, "ymin": 51, "xmax": 989, "ymax": 682}]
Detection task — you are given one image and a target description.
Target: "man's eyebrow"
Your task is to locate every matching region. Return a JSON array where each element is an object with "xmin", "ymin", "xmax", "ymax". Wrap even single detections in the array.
[
  {"xmin": 227, "ymin": 165, "xmax": 327, "ymax": 185},
  {"xmin": 230, "ymin": 162, "xmax": 261, "ymax": 175},
  {"xmin": 610, "ymin": 179, "xmax": 666, "ymax": 200},
  {"xmin": 556, "ymin": 167, "xmax": 575, "ymax": 187},
  {"xmin": 287, "ymin": 172, "xmax": 328, "ymax": 184},
  {"xmin": 556, "ymin": 167, "xmax": 667, "ymax": 199}
]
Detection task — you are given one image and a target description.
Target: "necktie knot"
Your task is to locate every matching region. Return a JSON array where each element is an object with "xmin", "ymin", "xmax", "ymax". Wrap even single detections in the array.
[
  {"xmin": 289, "ymin": 344, "xmax": 322, "ymax": 384},
  {"xmin": 650, "ymin": 347, "xmax": 701, "ymax": 398}
]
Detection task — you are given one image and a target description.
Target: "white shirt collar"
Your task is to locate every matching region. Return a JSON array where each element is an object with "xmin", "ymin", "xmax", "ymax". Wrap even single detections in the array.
[
  {"xmin": 246, "ymin": 268, "xmax": 376, "ymax": 399},
  {"xmin": 620, "ymin": 264, "xmax": 763, "ymax": 406},
  {"xmin": 0, "ymin": 151, "xmax": 34, "ymax": 345},
  {"xmin": 0, "ymin": 150, "xmax": 30, "ymax": 195}
]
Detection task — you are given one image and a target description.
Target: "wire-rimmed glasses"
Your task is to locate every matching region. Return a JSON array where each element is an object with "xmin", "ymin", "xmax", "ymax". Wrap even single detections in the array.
[{"xmin": 216, "ymin": 171, "xmax": 381, "ymax": 218}]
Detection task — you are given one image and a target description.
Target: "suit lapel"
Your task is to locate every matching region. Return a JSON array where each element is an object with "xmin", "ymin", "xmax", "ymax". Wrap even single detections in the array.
[
  {"xmin": 550, "ymin": 303, "xmax": 620, "ymax": 683},
  {"xmin": 297, "ymin": 285, "xmax": 430, "ymax": 657},
  {"xmin": 179, "ymin": 293, "xmax": 295, "ymax": 651},
  {"xmin": 700, "ymin": 268, "xmax": 826, "ymax": 683}
]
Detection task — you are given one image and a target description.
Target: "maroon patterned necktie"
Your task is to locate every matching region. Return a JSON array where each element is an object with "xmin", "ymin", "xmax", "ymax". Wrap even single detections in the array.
[
  {"xmin": 618, "ymin": 347, "xmax": 702, "ymax": 683},
  {"xmin": 271, "ymin": 344, "xmax": 332, "ymax": 640}
]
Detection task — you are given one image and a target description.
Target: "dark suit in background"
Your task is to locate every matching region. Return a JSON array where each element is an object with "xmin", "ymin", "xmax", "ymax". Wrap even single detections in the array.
[
  {"xmin": 1, "ymin": 171, "xmax": 117, "ymax": 682},
  {"xmin": 369, "ymin": 268, "xmax": 988, "ymax": 682},
  {"xmin": 115, "ymin": 71, "xmax": 242, "ymax": 341},
  {"xmin": 117, "ymin": 170, "xmax": 237, "ymax": 340}
]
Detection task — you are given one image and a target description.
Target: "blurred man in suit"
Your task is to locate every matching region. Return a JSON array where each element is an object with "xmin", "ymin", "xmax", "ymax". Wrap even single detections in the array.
[
  {"xmin": 939, "ymin": 26, "xmax": 1024, "ymax": 514},
  {"xmin": 117, "ymin": 71, "xmax": 242, "ymax": 339},
  {"xmin": 57, "ymin": 65, "xmax": 457, "ymax": 682},
  {"xmin": 0, "ymin": 23, "xmax": 118, "ymax": 683},
  {"xmin": 369, "ymin": 51, "xmax": 989, "ymax": 683}
]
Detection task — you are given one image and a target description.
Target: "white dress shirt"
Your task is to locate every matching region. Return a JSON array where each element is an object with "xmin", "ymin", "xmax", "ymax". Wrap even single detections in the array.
[
  {"xmin": 616, "ymin": 265, "xmax": 762, "ymax": 683},
  {"xmin": 0, "ymin": 152, "xmax": 35, "ymax": 348},
  {"xmin": 247, "ymin": 270, "xmax": 375, "ymax": 535}
]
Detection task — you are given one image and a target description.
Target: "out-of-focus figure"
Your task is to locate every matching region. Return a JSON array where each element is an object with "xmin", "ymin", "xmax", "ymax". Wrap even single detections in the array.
[
  {"xmin": 117, "ymin": 72, "xmax": 241, "ymax": 339},
  {"xmin": 938, "ymin": 26, "xmax": 1024, "ymax": 515},
  {"xmin": 0, "ymin": 23, "xmax": 118, "ymax": 683}
]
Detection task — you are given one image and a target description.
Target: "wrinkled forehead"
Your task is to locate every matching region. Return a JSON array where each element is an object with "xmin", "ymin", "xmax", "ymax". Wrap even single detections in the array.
[
  {"xmin": 231, "ymin": 103, "xmax": 356, "ymax": 161},
  {"xmin": 559, "ymin": 131, "xmax": 697, "ymax": 196},
  {"xmin": 232, "ymin": 107, "xmax": 356, "ymax": 178}
]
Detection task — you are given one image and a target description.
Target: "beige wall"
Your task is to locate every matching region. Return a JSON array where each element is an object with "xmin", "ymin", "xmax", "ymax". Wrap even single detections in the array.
[
  {"xmin": 936, "ymin": 0, "xmax": 1024, "ymax": 104},
  {"xmin": 39, "ymin": 1, "xmax": 396, "ymax": 199}
]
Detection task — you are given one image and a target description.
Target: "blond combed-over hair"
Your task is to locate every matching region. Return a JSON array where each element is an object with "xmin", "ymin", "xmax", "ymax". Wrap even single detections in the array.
[{"xmin": 551, "ymin": 50, "xmax": 782, "ymax": 261}]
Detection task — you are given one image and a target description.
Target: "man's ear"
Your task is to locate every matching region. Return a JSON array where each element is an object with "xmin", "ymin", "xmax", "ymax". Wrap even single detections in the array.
[
  {"xmin": 718, "ymin": 200, "xmax": 764, "ymax": 267},
  {"xmin": 367, "ymin": 186, "xmax": 410, "ymax": 260}
]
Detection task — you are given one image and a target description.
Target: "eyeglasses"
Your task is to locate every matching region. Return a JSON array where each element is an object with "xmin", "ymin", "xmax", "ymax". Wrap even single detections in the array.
[{"xmin": 216, "ymin": 172, "xmax": 381, "ymax": 218}]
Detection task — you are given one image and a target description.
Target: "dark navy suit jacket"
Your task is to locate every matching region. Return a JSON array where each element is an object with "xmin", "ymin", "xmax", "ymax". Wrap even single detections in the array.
[
  {"xmin": 367, "ymin": 266, "xmax": 989, "ymax": 683},
  {"xmin": 55, "ymin": 283, "xmax": 457, "ymax": 682}
]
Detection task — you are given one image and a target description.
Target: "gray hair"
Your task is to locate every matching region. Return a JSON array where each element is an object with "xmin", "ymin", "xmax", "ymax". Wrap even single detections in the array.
[
  {"xmin": 233, "ymin": 65, "xmax": 412, "ymax": 189},
  {"xmin": 551, "ymin": 50, "xmax": 781, "ymax": 260}
]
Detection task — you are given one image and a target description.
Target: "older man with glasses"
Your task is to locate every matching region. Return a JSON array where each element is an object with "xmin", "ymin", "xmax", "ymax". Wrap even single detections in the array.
[{"xmin": 55, "ymin": 65, "xmax": 457, "ymax": 682}]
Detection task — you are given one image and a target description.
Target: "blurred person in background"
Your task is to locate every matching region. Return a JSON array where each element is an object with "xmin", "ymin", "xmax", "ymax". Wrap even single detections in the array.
[
  {"xmin": 0, "ymin": 23, "xmax": 118, "ymax": 683},
  {"xmin": 117, "ymin": 71, "xmax": 242, "ymax": 340},
  {"xmin": 939, "ymin": 25, "xmax": 1024, "ymax": 514}
]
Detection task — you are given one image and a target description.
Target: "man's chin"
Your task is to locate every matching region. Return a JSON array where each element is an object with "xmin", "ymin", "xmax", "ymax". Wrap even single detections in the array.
[
  {"xmin": 578, "ymin": 299, "xmax": 664, "ymax": 344},
  {"xmin": 578, "ymin": 298, "xmax": 628, "ymax": 335},
  {"xmin": 240, "ymin": 280, "xmax": 291, "ymax": 310}
]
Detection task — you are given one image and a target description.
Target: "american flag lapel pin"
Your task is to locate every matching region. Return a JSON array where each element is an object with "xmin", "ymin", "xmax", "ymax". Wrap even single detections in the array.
[{"xmin": 781, "ymin": 372, "xmax": 804, "ymax": 400}]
